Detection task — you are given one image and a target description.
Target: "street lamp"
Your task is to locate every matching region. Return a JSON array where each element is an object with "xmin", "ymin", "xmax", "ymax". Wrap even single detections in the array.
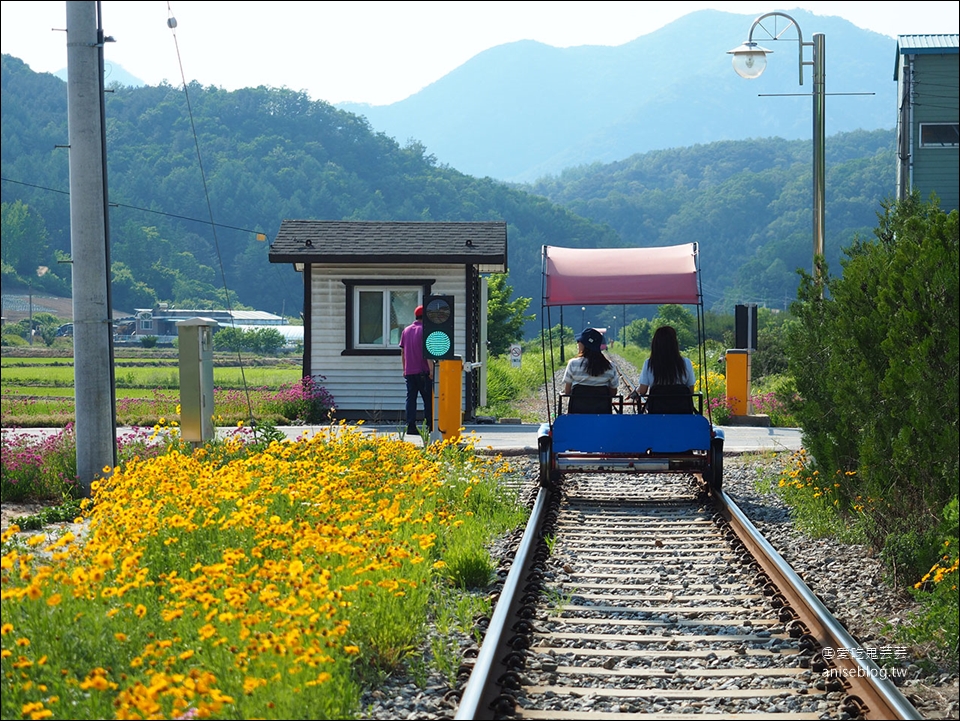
[
  {"xmin": 581, "ymin": 307, "xmax": 585, "ymax": 329},
  {"xmin": 728, "ymin": 12, "xmax": 825, "ymax": 283}
]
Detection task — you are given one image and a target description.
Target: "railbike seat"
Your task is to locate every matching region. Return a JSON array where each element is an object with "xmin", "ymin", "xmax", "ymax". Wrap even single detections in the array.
[
  {"xmin": 567, "ymin": 384, "xmax": 614, "ymax": 414},
  {"xmin": 644, "ymin": 384, "xmax": 696, "ymax": 414}
]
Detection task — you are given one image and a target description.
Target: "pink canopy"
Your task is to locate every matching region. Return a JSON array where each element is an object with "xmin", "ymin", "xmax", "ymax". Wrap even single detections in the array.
[{"xmin": 543, "ymin": 244, "xmax": 700, "ymax": 306}]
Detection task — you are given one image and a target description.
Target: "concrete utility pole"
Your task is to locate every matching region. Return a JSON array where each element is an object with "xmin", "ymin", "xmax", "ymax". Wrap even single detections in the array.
[{"xmin": 67, "ymin": 0, "xmax": 116, "ymax": 495}]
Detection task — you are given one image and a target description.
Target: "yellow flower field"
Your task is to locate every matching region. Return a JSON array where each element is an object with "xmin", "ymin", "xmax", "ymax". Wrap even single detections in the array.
[{"xmin": 2, "ymin": 424, "xmax": 526, "ymax": 720}]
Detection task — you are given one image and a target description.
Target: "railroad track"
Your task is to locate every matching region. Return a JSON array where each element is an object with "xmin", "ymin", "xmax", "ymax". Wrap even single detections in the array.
[{"xmin": 455, "ymin": 473, "xmax": 921, "ymax": 720}]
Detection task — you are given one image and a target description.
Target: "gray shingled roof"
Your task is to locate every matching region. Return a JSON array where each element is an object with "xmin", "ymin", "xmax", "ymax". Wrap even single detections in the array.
[{"xmin": 268, "ymin": 220, "xmax": 507, "ymax": 270}]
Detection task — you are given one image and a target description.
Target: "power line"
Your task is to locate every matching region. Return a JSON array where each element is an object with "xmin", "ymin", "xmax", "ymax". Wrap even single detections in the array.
[{"xmin": 1, "ymin": 176, "xmax": 268, "ymax": 239}]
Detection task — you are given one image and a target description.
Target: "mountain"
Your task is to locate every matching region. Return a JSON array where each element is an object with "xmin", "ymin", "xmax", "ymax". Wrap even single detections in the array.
[
  {"xmin": 339, "ymin": 9, "xmax": 897, "ymax": 182},
  {"xmin": 53, "ymin": 61, "xmax": 145, "ymax": 88}
]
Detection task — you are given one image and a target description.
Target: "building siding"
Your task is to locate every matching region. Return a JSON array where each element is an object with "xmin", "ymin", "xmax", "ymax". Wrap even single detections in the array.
[
  {"xmin": 896, "ymin": 44, "xmax": 960, "ymax": 211},
  {"xmin": 307, "ymin": 264, "xmax": 467, "ymax": 419}
]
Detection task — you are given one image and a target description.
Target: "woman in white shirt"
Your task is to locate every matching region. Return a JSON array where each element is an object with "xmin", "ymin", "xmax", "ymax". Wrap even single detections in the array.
[
  {"xmin": 636, "ymin": 325, "xmax": 696, "ymax": 394},
  {"xmin": 563, "ymin": 328, "xmax": 618, "ymax": 396}
]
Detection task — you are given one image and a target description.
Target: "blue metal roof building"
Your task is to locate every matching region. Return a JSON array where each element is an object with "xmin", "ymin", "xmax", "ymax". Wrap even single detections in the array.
[{"xmin": 894, "ymin": 34, "xmax": 959, "ymax": 211}]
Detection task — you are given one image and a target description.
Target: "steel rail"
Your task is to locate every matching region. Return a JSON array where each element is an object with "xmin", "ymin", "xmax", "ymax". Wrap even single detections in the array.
[
  {"xmin": 455, "ymin": 478, "xmax": 922, "ymax": 720},
  {"xmin": 715, "ymin": 488, "xmax": 922, "ymax": 720},
  {"xmin": 454, "ymin": 485, "xmax": 552, "ymax": 720}
]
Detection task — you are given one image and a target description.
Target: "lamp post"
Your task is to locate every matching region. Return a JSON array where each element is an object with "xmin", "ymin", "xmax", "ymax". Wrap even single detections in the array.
[
  {"xmin": 728, "ymin": 12, "xmax": 825, "ymax": 284},
  {"xmin": 581, "ymin": 307, "xmax": 585, "ymax": 330}
]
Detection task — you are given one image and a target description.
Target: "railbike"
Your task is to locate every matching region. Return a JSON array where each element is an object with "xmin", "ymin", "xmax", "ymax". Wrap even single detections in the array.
[{"xmin": 536, "ymin": 243, "xmax": 724, "ymax": 490}]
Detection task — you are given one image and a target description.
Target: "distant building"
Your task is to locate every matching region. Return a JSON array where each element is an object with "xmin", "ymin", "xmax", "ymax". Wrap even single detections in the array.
[
  {"xmin": 123, "ymin": 304, "xmax": 291, "ymax": 346},
  {"xmin": 894, "ymin": 34, "xmax": 959, "ymax": 211}
]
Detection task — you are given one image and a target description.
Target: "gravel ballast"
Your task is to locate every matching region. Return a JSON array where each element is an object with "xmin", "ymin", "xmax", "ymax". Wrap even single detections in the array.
[{"xmin": 359, "ymin": 453, "xmax": 959, "ymax": 720}]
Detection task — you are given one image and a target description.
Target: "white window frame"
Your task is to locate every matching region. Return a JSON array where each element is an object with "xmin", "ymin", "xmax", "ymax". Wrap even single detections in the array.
[
  {"xmin": 919, "ymin": 122, "xmax": 959, "ymax": 148},
  {"xmin": 352, "ymin": 285, "xmax": 422, "ymax": 349}
]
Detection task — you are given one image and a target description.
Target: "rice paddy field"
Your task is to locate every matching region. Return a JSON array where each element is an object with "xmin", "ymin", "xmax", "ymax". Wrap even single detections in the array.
[{"xmin": 1, "ymin": 351, "xmax": 304, "ymax": 428}]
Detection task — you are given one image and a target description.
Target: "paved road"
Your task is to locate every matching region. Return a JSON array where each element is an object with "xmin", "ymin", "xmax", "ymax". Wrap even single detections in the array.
[
  {"xmin": 3, "ymin": 423, "xmax": 803, "ymax": 457},
  {"xmin": 272, "ymin": 422, "xmax": 803, "ymax": 456}
]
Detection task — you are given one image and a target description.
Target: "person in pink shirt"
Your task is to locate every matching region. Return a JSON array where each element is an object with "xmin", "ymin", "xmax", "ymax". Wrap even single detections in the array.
[{"xmin": 399, "ymin": 305, "xmax": 434, "ymax": 434}]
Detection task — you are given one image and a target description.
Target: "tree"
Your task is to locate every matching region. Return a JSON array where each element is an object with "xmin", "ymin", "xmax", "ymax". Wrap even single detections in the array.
[
  {"xmin": 111, "ymin": 262, "xmax": 157, "ymax": 312},
  {"xmin": 213, "ymin": 327, "xmax": 247, "ymax": 352},
  {"xmin": 652, "ymin": 305, "xmax": 696, "ymax": 349},
  {"xmin": 1, "ymin": 200, "xmax": 50, "ymax": 277},
  {"xmin": 624, "ymin": 318, "xmax": 652, "ymax": 348},
  {"xmin": 249, "ymin": 327, "xmax": 285, "ymax": 355},
  {"xmin": 752, "ymin": 309, "xmax": 790, "ymax": 378},
  {"xmin": 212, "ymin": 326, "xmax": 285, "ymax": 354},
  {"xmin": 786, "ymin": 193, "xmax": 959, "ymax": 576},
  {"xmin": 486, "ymin": 274, "xmax": 534, "ymax": 357}
]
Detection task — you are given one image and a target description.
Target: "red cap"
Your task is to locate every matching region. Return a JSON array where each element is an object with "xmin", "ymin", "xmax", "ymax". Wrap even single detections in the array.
[{"xmin": 415, "ymin": 305, "xmax": 423, "ymax": 318}]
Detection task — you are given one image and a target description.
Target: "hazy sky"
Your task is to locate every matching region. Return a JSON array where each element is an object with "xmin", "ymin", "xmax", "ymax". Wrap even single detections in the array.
[{"xmin": 2, "ymin": 1, "xmax": 958, "ymax": 105}]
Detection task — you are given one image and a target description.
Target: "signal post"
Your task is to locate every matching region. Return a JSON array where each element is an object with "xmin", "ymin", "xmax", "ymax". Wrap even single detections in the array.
[{"xmin": 422, "ymin": 295, "xmax": 462, "ymax": 442}]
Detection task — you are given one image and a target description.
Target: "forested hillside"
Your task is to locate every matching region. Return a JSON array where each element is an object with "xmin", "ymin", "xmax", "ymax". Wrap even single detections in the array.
[
  {"xmin": 526, "ymin": 129, "xmax": 896, "ymax": 310},
  {"xmin": 3, "ymin": 54, "xmax": 897, "ymax": 321},
  {"xmin": 0, "ymin": 54, "xmax": 617, "ymax": 319}
]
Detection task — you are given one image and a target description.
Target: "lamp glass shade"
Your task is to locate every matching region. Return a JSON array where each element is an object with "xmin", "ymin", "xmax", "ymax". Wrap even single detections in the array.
[{"xmin": 728, "ymin": 43, "xmax": 769, "ymax": 79}]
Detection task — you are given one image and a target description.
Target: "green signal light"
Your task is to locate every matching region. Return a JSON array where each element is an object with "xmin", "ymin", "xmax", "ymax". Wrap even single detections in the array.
[{"xmin": 425, "ymin": 331, "xmax": 452, "ymax": 357}]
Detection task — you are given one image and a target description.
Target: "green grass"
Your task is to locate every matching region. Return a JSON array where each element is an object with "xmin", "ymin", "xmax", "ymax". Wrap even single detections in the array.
[
  {"xmin": 0, "ymin": 365, "xmax": 77, "ymax": 385},
  {"xmin": 1, "ymin": 387, "xmax": 74, "ymax": 397},
  {"xmin": 475, "ymin": 353, "xmax": 546, "ymax": 421},
  {"xmin": 1, "ymin": 354, "xmax": 310, "ymax": 427},
  {"xmin": 1, "ymin": 357, "xmax": 76, "ymax": 366},
  {"xmin": 1, "ymin": 363, "xmax": 301, "ymax": 389}
]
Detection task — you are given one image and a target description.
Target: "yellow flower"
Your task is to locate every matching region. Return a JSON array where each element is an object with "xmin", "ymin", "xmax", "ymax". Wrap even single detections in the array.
[{"xmin": 198, "ymin": 624, "xmax": 217, "ymax": 640}]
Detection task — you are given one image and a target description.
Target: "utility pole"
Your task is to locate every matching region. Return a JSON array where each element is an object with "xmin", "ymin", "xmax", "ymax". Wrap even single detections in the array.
[{"xmin": 67, "ymin": 0, "xmax": 116, "ymax": 495}]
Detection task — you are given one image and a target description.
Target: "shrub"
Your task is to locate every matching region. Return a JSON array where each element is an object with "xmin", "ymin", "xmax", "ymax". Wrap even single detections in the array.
[
  {"xmin": 0, "ymin": 424, "xmax": 173, "ymax": 503},
  {"xmin": 0, "ymin": 330, "xmax": 29, "ymax": 347},
  {"xmin": 785, "ymin": 194, "xmax": 958, "ymax": 552},
  {"xmin": 707, "ymin": 395, "xmax": 736, "ymax": 425},
  {"xmin": 0, "ymin": 424, "xmax": 79, "ymax": 502},
  {"xmin": 894, "ymin": 497, "xmax": 959, "ymax": 669},
  {"xmin": 751, "ymin": 390, "xmax": 797, "ymax": 427},
  {"xmin": 261, "ymin": 375, "xmax": 336, "ymax": 424}
]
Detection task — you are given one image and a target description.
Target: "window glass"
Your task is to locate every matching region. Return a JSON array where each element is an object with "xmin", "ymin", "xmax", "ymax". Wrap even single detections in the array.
[
  {"xmin": 920, "ymin": 123, "xmax": 959, "ymax": 148},
  {"xmin": 354, "ymin": 286, "xmax": 423, "ymax": 348},
  {"xmin": 358, "ymin": 290, "xmax": 384, "ymax": 345},
  {"xmin": 390, "ymin": 290, "xmax": 420, "ymax": 345}
]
